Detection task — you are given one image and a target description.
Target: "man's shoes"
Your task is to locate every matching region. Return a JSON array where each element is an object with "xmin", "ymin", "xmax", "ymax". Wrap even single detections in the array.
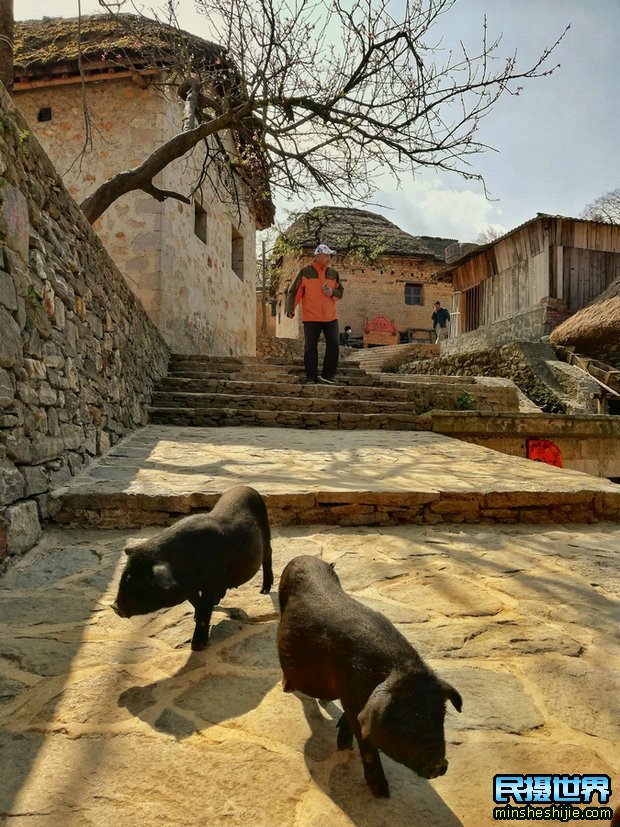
[
  {"xmin": 318, "ymin": 376, "xmax": 338, "ymax": 385},
  {"xmin": 306, "ymin": 377, "xmax": 319, "ymax": 384}
]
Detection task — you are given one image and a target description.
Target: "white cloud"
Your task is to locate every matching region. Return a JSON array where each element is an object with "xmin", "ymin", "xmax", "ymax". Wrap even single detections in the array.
[{"xmin": 373, "ymin": 177, "xmax": 507, "ymax": 242}]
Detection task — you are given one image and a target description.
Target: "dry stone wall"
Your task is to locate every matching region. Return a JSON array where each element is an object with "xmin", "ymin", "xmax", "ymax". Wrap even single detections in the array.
[
  {"xmin": 398, "ymin": 342, "xmax": 570, "ymax": 414},
  {"xmin": 0, "ymin": 85, "xmax": 169, "ymax": 566}
]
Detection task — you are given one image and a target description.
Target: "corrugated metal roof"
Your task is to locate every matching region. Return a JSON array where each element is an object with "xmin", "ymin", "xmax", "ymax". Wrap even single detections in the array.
[{"xmin": 436, "ymin": 213, "xmax": 620, "ymax": 278}]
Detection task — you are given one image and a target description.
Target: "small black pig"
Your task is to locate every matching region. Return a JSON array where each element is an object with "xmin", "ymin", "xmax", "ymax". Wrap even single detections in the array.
[
  {"xmin": 277, "ymin": 555, "xmax": 462, "ymax": 798},
  {"xmin": 112, "ymin": 485, "xmax": 273, "ymax": 650}
]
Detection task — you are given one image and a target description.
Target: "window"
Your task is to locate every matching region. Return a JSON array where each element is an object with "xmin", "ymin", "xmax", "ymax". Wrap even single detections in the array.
[
  {"xmin": 231, "ymin": 226, "xmax": 244, "ymax": 280},
  {"xmin": 194, "ymin": 201, "xmax": 207, "ymax": 244},
  {"xmin": 37, "ymin": 107, "xmax": 52, "ymax": 122},
  {"xmin": 404, "ymin": 282, "xmax": 423, "ymax": 305}
]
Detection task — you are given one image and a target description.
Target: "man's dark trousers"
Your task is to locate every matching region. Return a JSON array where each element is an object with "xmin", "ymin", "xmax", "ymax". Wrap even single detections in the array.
[{"xmin": 303, "ymin": 320, "xmax": 339, "ymax": 380}]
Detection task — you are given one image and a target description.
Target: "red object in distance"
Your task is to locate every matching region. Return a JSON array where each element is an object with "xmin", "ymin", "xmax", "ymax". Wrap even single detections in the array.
[{"xmin": 527, "ymin": 439, "xmax": 563, "ymax": 468}]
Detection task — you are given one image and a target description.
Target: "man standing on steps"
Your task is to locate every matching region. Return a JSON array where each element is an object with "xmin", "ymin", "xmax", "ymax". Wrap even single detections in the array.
[
  {"xmin": 285, "ymin": 244, "xmax": 344, "ymax": 385},
  {"xmin": 432, "ymin": 300, "xmax": 450, "ymax": 343}
]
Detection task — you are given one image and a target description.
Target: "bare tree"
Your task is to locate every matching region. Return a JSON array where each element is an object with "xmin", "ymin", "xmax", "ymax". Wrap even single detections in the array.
[
  {"xmin": 80, "ymin": 0, "xmax": 568, "ymax": 225},
  {"xmin": 581, "ymin": 188, "xmax": 620, "ymax": 224},
  {"xmin": 474, "ymin": 225, "xmax": 505, "ymax": 244},
  {"xmin": 0, "ymin": 0, "xmax": 13, "ymax": 93}
]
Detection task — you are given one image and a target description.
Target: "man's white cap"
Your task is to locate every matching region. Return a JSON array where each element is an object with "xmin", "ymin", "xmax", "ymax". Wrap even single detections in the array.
[{"xmin": 314, "ymin": 243, "xmax": 336, "ymax": 255}]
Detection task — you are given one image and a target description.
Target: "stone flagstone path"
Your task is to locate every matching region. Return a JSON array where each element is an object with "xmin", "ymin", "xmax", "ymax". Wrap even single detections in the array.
[{"xmin": 0, "ymin": 521, "xmax": 618, "ymax": 826}]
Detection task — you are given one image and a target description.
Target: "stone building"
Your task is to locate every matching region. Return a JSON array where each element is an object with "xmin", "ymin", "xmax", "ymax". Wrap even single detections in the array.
[
  {"xmin": 437, "ymin": 214, "xmax": 620, "ymax": 354},
  {"xmin": 274, "ymin": 207, "xmax": 455, "ymax": 343},
  {"xmin": 13, "ymin": 14, "xmax": 274, "ymax": 356}
]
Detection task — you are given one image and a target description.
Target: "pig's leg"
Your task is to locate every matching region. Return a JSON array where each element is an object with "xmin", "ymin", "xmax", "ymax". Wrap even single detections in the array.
[
  {"xmin": 342, "ymin": 706, "xmax": 390, "ymax": 798},
  {"xmin": 260, "ymin": 542, "xmax": 274, "ymax": 594},
  {"xmin": 358, "ymin": 739, "xmax": 389, "ymax": 798},
  {"xmin": 336, "ymin": 713, "xmax": 354, "ymax": 750},
  {"xmin": 189, "ymin": 590, "xmax": 217, "ymax": 651}
]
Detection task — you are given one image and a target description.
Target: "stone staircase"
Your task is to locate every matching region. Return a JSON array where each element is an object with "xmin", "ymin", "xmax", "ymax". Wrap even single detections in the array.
[{"xmin": 148, "ymin": 354, "xmax": 518, "ymax": 428}]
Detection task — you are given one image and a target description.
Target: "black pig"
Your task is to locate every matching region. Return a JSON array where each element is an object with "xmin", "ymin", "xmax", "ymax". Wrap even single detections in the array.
[
  {"xmin": 112, "ymin": 485, "xmax": 273, "ymax": 650},
  {"xmin": 277, "ymin": 555, "xmax": 461, "ymax": 798}
]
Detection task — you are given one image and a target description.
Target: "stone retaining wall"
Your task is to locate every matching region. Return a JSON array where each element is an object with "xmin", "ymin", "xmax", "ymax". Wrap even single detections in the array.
[
  {"xmin": 442, "ymin": 302, "xmax": 571, "ymax": 355},
  {"xmin": 399, "ymin": 342, "xmax": 569, "ymax": 413},
  {"xmin": 420, "ymin": 412, "xmax": 620, "ymax": 479},
  {"xmin": 0, "ymin": 85, "xmax": 169, "ymax": 566}
]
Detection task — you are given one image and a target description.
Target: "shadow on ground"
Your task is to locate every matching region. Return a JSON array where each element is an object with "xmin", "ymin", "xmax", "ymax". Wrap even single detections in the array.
[{"xmin": 299, "ymin": 695, "xmax": 464, "ymax": 826}]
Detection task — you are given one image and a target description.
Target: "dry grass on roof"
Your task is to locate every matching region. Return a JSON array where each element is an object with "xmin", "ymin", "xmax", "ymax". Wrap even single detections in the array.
[
  {"xmin": 281, "ymin": 206, "xmax": 456, "ymax": 261},
  {"xmin": 550, "ymin": 277, "xmax": 620, "ymax": 347},
  {"xmin": 14, "ymin": 13, "xmax": 223, "ymax": 74}
]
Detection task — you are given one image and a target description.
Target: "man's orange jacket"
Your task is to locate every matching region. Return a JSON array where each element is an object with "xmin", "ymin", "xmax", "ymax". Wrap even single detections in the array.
[{"xmin": 285, "ymin": 262, "xmax": 344, "ymax": 322}]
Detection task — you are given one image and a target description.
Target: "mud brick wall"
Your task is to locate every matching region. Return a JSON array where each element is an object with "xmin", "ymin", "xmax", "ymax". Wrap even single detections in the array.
[{"xmin": 0, "ymin": 84, "xmax": 169, "ymax": 566}]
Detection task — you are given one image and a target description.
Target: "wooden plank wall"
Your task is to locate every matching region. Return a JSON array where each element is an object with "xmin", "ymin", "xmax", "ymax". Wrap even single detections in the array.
[
  {"xmin": 451, "ymin": 217, "xmax": 620, "ymax": 330},
  {"xmin": 563, "ymin": 248, "xmax": 620, "ymax": 311}
]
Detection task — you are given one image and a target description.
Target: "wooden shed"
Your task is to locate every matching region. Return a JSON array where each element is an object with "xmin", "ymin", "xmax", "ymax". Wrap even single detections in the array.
[{"xmin": 438, "ymin": 215, "xmax": 620, "ymax": 347}]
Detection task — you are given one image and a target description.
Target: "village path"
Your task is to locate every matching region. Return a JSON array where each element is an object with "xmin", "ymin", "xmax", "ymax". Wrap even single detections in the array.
[{"xmin": 0, "ymin": 427, "xmax": 619, "ymax": 826}]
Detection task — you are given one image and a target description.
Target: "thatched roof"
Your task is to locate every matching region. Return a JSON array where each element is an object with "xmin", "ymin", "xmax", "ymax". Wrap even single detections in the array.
[
  {"xmin": 278, "ymin": 206, "xmax": 456, "ymax": 262},
  {"xmin": 14, "ymin": 14, "xmax": 223, "ymax": 78},
  {"xmin": 550, "ymin": 276, "xmax": 620, "ymax": 349}
]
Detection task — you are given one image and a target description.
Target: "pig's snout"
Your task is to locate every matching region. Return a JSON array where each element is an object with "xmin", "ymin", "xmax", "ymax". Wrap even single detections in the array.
[
  {"xmin": 419, "ymin": 758, "xmax": 448, "ymax": 779},
  {"xmin": 111, "ymin": 602, "xmax": 129, "ymax": 618}
]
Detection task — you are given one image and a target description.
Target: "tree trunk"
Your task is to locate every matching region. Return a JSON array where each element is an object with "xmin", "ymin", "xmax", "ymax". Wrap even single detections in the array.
[{"xmin": 0, "ymin": 0, "xmax": 14, "ymax": 94}]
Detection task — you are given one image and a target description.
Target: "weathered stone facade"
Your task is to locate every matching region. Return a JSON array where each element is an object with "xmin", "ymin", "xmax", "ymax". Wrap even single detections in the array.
[
  {"xmin": 276, "ymin": 251, "xmax": 453, "ymax": 342},
  {"xmin": 15, "ymin": 76, "xmax": 258, "ymax": 356},
  {"xmin": 0, "ymin": 84, "xmax": 169, "ymax": 565}
]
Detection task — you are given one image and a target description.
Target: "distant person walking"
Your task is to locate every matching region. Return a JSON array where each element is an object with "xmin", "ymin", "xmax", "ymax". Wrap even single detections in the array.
[
  {"xmin": 432, "ymin": 301, "xmax": 450, "ymax": 343},
  {"xmin": 285, "ymin": 244, "xmax": 344, "ymax": 385}
]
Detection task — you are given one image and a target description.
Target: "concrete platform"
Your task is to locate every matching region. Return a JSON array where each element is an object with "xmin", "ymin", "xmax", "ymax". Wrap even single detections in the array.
[
  {"xmin": 0, "ymin": 522, "xmax": 618, "ymax": 826},
  {"xmin": 51, "ymin": 426, "xmax": 620, "ymax": 528}
]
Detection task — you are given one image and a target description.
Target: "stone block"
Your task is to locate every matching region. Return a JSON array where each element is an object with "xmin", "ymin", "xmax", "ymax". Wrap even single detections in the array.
[
  {"xmin": 0, "ymin": 306, "xmax": 23, "ymax": 368},
  {"xmin": 0, "ymin": 367, "xmax": 14, "ymax": 407},
  {"xmin": 59, "ymin": 424, "xmax": 84, "ymax": 451},
  {"xmin": 0, "ymin": 271, "xmax": 17, "ymax": 311},
  {"xmin": 0, "ymin": 185, "xmax": 29, "ymax": 261},
  {"xmin": 19, "ymin": 465, "xmax": 49, "ymax": 496},
  {"xmin": 29, "ymin": 436, "xmax": 64, "ymax": 464},
  {"xmin": 0, "ymin": 458, "xmax": 26, "ymax": 505},
  {"xmin": 6, "ymin": 500, "xmax": 42, "ymax": 555},
  {"xmin": 38, "ymin": 381, "xmax": 57, "ymax": 406}
]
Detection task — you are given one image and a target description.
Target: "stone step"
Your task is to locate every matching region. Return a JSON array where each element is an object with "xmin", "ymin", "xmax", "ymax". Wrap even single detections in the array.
[
  {"xmin": 148, "ymin": 406, "xmax": 428, "ymax": 428},
  {"xmin": 51, "ymin": 425, "xmax": 620, "ymax": 529},
  {"xmin": 170, "ymin": 355, "xmax": 366, "ymax": 371},
  {"xmin": 164, "ymin": 369, "xmax": 391, "ymax": 387},
  {"xmin": 150, "ymin": 391, "xmax": 418, "ymax": 414},
  {"xmin": 156, "ymin": 377, "xmax": 411, "ymax": 401}
]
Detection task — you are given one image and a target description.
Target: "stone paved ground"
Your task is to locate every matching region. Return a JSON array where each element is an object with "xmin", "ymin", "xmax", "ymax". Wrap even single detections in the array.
[{"xmin": 0, "ymin": 522, "xmax": 618, "ymax": 826}]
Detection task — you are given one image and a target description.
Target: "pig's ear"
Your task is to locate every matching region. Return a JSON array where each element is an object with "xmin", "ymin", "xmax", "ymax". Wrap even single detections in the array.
[
  {"xmin": 124, "ymin": 538, "xmax": 143, "ymax": 556},
  {"xmin": 440, "ymin": 680, "xmax": 462, "ymax": 713},
  {"xmin": 152, "ymin": 562, "xmax": 177, "ymax": 590},
  {"xmin": 358, "ymin": 683, "xmax": 390, "ymax": 740}
]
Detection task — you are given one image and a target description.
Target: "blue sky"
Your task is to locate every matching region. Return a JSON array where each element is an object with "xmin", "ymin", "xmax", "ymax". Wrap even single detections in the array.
[{"xmin": 15, "ymin": 0, "xmax": 620, "ymax": 242}]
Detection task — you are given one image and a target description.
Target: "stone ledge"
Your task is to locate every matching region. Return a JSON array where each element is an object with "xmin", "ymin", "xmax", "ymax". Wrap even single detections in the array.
[{"xmin": 51, "ymin": 487, "xmax": 620, "ymax": 529}]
